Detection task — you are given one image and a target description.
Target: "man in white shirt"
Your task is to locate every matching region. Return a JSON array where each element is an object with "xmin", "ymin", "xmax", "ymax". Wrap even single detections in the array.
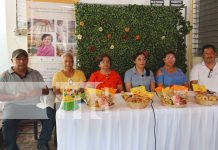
[{"xmin": 190, "ymin": 44, "xmax": 218, "ymax": 92}]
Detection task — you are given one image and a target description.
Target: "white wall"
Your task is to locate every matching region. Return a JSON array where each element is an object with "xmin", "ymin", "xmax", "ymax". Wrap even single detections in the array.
[
  {"xmin": 0, "ymin": 0, "xmax": 9, "ymax": 72},
  {"xmin": 5, "ymin": 0, "xmax": 27, "ymax": 57},
  {"xmin": 3, "ymin": 0, "xmax": 200, "ymax": 73}
]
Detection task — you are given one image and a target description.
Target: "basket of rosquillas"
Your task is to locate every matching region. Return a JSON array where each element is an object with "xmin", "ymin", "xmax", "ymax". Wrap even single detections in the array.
[
  {"xmin": 155, "ymin": 85, "xmax": 188, "ymax": 108},
  {"xmin": 84, "ymin": 87, "xmax": 117, "ymax": 111},
  {"xmin": 122, "ymin": 86, "xmax": 153, "ymax": 109},
  {"xmin": 192, "ymin": 84, "xmax": 218, "ymax": 106}
]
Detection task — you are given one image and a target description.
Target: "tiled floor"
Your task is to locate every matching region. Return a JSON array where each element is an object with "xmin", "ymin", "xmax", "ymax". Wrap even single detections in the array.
[{"xmin": 1, "ymin": 124, "xmax": 57, "ymax": 150}]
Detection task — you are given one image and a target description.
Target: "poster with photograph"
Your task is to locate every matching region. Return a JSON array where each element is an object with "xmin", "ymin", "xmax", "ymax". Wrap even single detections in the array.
[
  {"xmin": 28, "ymin": 33, "xmax": 55, "ymax": 56},
  {"xmin": 27, "ymin": 1, "xmax": 77, "ymax": 57},
  {"xmin": 68, "ymin": 20, "xmax": 76, "ymax": 43},
  {"xmin": 28, "ymin": 19, "xmax": 55, "ymax": 32},
  {"xmin": 56, "ymin": 20, "xmax": 67, "ymax": 43},
  {"xmin": 56, "ymin": 43, "xmax": 76, "ymax": 56}
]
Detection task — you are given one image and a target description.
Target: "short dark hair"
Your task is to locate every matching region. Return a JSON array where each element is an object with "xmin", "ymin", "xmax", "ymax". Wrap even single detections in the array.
[
  {"xmin": 163, "ymin": 51, "xmax": 176, "ymax": 58},
  {"xmin": 95, "ymin": 54, "xmax": 112, "ymax": 66},
  {"xmin": 41, "ymin": 34, "xmax": 53, "ymax": 42},
  {"xmin": 202, "ymin": 44, "xmax": 216, "ymax": 54},
  {"xmin": 132, "ymin": 52, "xmax": 146, "ymax": 61}
]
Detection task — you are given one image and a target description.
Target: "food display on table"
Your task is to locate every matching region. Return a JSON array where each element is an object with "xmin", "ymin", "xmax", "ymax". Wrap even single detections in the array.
[
  {"xmin": 61, "ymin": 85, "xmax": 85, "ymax": 111},
  {"xmin": 122, "ymin": 86, "xmax": 153, "ymax": 109},
  {"xmin": 63, "ymin": 87, "xmax": 85, "ymax": 101},
  {"xmin": 85, "ymin": 88, "xmax": 116, "ymax": 111},
  {"xmin": 155, "ymin": 85, "xmax": 187, "ymax": 107},
  {"xmin": 192, "ymin": 84, "xmax": 218, "ymax": 106},
  {"xmin": 195, "ymin": 92, "xmax": 217, "ymax": 105}
]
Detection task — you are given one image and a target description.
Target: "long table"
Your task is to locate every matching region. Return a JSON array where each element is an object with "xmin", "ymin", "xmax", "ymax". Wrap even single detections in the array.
[{"xmin": 56, "ymin": 92, "xmax": 218, "ymax": 150}]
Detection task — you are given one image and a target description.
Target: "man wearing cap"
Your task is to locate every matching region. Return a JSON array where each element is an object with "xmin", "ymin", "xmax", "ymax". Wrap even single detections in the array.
[{"xmin": 0, "ymin": 49, "xmax": 55, "ymax": 150}]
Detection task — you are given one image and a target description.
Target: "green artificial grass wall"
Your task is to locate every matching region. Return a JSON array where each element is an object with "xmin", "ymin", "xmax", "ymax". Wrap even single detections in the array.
[{"xmin": 75, "ymin": 3, "xmax": 192, "ymax": 78}]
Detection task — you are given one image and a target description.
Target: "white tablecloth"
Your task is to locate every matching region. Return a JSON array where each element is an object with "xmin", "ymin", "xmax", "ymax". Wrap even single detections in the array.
[{"xmin": 56, "ymin": 93, "xmax": 218, "ymax": 150}]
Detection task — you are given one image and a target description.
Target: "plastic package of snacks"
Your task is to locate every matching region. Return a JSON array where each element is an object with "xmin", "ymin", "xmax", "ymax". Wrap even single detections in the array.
[
  {"xmin": 122, "ymin": 86, "xmax": 152, "ymax": 109},
  {"xmin": 85, "ymin": 88, "xmax": 116, "ymax": 111},
  {"xmin": 61, "ymin": 85, "xmax": 85, "ymax": 111}
]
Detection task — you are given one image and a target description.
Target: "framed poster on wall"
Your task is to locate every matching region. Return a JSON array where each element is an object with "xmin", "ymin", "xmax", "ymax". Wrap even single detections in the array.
[
  {"xmin": 26, "ymin": 0, "xmax": 78, "ymax": 88},
  {"xmin": 27, "ymin": 0, "xmax": 77, "ymax": 57}
]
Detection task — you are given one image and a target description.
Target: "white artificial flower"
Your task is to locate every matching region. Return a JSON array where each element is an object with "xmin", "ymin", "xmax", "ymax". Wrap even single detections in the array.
[
  {"xmin": 99, "ymin": 27, "xmax": 103, "ymax": 32},
  {"xmin": 77, "ymin": 34, "xmax": 82, "ymax": 40},
  {"xmin": 110, "ymin": 45, "xmax": 114, "ymax": 49},
  {"xmin": 161, "ymin": 36, "xmax": 166, "ymax": 40}
]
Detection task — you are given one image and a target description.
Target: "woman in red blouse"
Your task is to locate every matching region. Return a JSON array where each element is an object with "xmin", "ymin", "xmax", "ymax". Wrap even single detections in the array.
[{"xmin": 88, "ymin": 54, "xmax": 124, "ymax": 92}]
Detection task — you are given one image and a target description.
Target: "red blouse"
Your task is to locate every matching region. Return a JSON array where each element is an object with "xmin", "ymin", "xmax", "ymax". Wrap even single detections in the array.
[{"xmin": 88, "ymin": 70, "xmax": 122, "ymax": 90}]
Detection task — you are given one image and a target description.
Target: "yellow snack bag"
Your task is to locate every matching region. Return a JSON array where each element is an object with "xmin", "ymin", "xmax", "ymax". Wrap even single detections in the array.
[
  {"xmin": 85, "ymin": 88, "xmax": 102, "ymax": 96},
  {"xmin": 192, "ymin": 84, "xmax": 207, "ymax": 92},
  {"xmin": 130, "ymin": 86, "xmax": 146, "ymax": 95},
  {"xmin": 143, "ymin": 91, "xmax": 153, "ymax": 99},
  {"xmin": 130, "ymin": 86, "xmax": 153, "ymax": 98},
  {"xmin": 162, "ymin": 87, "xmax": 170, "ymax": 93}
]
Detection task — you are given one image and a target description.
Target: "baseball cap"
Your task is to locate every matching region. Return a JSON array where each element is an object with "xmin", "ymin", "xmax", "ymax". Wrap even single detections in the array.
[{"xmin": 12, "ymin": 49, "xmax": 28, "ymax": 59}]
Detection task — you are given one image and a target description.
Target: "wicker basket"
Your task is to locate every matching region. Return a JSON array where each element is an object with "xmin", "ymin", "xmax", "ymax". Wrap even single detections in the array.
[
  {"xmin": 194, "ymin": 93, "xmax": 217, "ymax": 106},
  {"xmin": 88, "ymin": 103, "xmax": 114, "ymax": 111},
  {"xmin": 195, "ymin": 96, "xmax": 217, "ymax": 106},
  {"xmin": 127, "ymin": 101, "xmax": 149, "ymax": 109},
  {"xmin": 122, "ymin": 92, "xmax": 151, "ymax": 109},
  {"xmin": 158, "ymin": 96, "xmax": 186, "ymax": 108},
  {"xmin": 160, "ymin": 101, "xmax": 186, "ymax": 108}
]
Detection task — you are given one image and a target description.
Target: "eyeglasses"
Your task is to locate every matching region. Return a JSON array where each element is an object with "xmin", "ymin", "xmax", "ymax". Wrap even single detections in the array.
[
  {"xmin": 165, "ymin": 56, "xmax": 175, "ymax": 61},
  {"xmin": 208, "ymin": 69, "xmax": 213, "ymax": 78}
]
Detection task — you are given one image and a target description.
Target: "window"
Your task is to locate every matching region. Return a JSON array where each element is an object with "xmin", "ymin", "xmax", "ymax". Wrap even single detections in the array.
[
  {"xmin": 192, "ymin": 0, "xmax": 218, "ymax": 56},
  {"xmin": 199, "ymin": 0, "xmax": 218, "ymax": 52}
]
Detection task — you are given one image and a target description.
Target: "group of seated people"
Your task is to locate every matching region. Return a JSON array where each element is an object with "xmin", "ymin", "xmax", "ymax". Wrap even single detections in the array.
[
  {"xmin": 0, "ymin": 44, "xmax": 217, "ymax": 150},
  {"xmin": 52, "ymin": 44, "xmax": 218, "ymax": 95}
]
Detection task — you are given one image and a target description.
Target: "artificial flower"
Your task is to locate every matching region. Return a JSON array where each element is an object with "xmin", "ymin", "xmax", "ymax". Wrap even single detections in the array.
[
  {"xmin": 122, "ymin": 34, "xmax": 128, "ymax": 40},
  {"xmin": 77, "ymin": 34, "xmax": 82, "ymax": 40},
  {"xmin": 143, "ymin": 50, "xmax": 149, "ymax": 57},
  {"xmin": 80, "ymin": 21, "xmax": 85, "ymax": 27},
  {"xmin": 135, "ymin": 34, "xmax": 140, "ymax": 40},
  {"xmin": 99, "ymin": 27, "xmax": 103, "ymax": 32},
  {"xmin": 124, "ymin": 27, "xmax": 130, "ymax": 32},
  {"xmin": 161, "ymin": 36, "xmax": 166, "ymax": 40},
  {"xmin": 107, "ymin": 34, "xmax": 112, "ymax": 39},
  {"xmin": 110, "ymin": 45, "xmax": 114, "ymax": 49},
  {"xmin": 88, "ymin": 45, "xmax": 96, "ymax": 52}
]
